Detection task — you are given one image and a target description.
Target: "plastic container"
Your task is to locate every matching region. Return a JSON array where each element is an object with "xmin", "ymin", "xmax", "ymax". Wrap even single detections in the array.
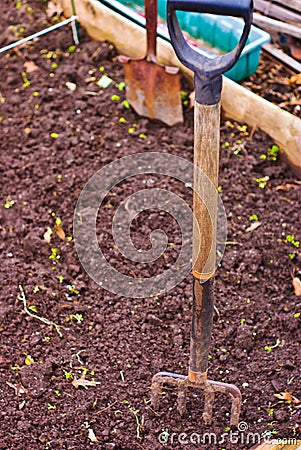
[{"xmin": 101, "ymin": 0, "xmax": 270, "ymax": 81}]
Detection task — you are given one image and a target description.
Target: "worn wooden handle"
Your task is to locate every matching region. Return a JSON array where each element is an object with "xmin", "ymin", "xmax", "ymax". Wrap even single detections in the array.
[{"xmin": 192, "ymin": 102, "xmax": 220, "ymax": 280}]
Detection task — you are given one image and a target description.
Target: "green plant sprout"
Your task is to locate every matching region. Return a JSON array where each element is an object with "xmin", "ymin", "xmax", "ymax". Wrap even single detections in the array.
[
  {"xmin": 63, "ymin": 369, "xmax": 74, "ymax": 381},
  {"xmin": 254, "ymin": 176, "xmax": 269, "ymax": 188},
  {"xmin": 21, "ymin": 71, "xmax": 30, "ymax": 87},
  {"xmin": 285, "ymin": 234, "xmax": 300, "ymax": 248},
  {"xmin": 264, "ymin": 338, "xmax": 280, "ymax": 352},
  {"xmin": 66, "ymin": 313, "xmax": 83, "ymax": 324},
  {"xmin": 122, "ymin": 400, "xmax": 142, "ymax": 440},
  {"xmin": 49, "ymin": 248, "xmax": 60, "ymax": 263},
  {"xmin": 249, "ymin": 214, "xmax": 259, "ymax": 221}
]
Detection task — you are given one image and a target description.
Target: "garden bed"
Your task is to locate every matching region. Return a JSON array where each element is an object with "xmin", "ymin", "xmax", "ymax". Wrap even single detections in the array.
[{"xmin": 0, "ymin": 1, "xmax": 300, "ymax": 449}]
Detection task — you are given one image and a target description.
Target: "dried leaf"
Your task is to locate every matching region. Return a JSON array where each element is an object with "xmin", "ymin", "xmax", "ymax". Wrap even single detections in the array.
[
  {"xmin": 292, "ymin": 277, "xmax": 301, "ymax": 296},
  {"xmin": 274, "ymin": 390, "xmax": 300, "ymax": 405},
  {"xmin": 24, "ymin": 61, "xmax": 39, "ymax": 73},
  {"xmin": 88, "ymin": 428, "xmax": 98, "ymax": 443},
  {"xmin": 66, "ymin": 82, "xmax": 77, "ymax": 91},
  {"xmin": 71, "ymin": 374, "xmax": 100, "ymax": 389},
  {"xmin": 7, "ymin": 382, "xmax": 25, "ymax": 396},
  {"xmin": 288, "ymin": 73, "xmax": 301, "ymax": 85},
  {"xmin": 246, "ymin": 221, "xmax": 261, "ymax": 233},
  {"xmin": 54, "ymin": 224, "xmax": 65, "ymax": 240},
  {"xmin": 44, "ymin": 228, "xmax": 52, "ymax": 245}
]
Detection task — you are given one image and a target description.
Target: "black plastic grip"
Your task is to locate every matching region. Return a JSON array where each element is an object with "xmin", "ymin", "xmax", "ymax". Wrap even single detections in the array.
[{"xmin": 167, "ymin": 0, "xmax": 252, "ymax": 19}]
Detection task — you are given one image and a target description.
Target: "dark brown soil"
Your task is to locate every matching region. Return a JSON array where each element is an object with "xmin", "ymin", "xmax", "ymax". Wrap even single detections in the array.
[{"xmin": 0, "ymin": 2, "xmax": 300, "ymax": 449}]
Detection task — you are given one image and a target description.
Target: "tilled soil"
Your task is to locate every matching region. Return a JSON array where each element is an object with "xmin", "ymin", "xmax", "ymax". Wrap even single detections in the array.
[{"xmin": 0, "ymin": 2, "xmax": 300, "ymax": 449}]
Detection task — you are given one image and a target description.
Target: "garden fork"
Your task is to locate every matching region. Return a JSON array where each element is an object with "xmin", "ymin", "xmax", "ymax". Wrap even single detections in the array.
[{"xmin": 151, "ymin": 0, "xmax": 253, "ymax": 426}]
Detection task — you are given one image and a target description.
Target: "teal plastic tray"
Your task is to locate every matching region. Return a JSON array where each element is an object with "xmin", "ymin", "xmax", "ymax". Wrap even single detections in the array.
[{"xmin": 100, "ymin": 0, "xmax": 270, "ymax": 81}]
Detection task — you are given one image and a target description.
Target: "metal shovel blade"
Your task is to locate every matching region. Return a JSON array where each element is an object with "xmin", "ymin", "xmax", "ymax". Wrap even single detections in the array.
[{"xmin": 120, "ymin": 56, "xmax": 183, "ymax": 126}]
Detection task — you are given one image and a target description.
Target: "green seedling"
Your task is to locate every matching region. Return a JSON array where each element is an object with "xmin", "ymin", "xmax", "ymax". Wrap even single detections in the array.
[
  {"xmin": 54, "ymin": 389, "xmax": 61, "ymax": 397},
  {"xmin": 180, "ymin": 91, "xmax": 189, "ymax": 106},
  {"xmin": 111, "ymin": 94, "xmax": 120, "ymax": 101},
  {"xmin": 267, "ymin": 145, "xmax": 280, "ymax": 161},
  {"xmin": 122, "ymin": 400, "xmax": 142, "ymax": 440},
  {"xmin": 249, "ymin": 214, "xmax": 259, "ymax": 221},
  {"xmin": 51, "ymin": 63, "xmax": 58, "ymax": 70},
  {"xmin": 122, "ymin": 100, "xmax": 130, "ymax": 109},
  {"xmin": 254, "ymin": 176, "xmax": 269, "ymax": 189},
  {"xmin": 47, "ymin": 403, "xmax": 56, "ymax": 410},
  {"xmin": 264, "ymin": 338, "xmax": 280, "ymax": 352},
  {"xmin": 28, "ymin": 305, "xmax": 38, "ymax": 313},
  {"xmin": 240, "ymin": 318, "xmax": 246, "ymax": 325},
  {"xmin": 285, "ymin": 234, "xmax": 300, "ymax": 248},
  {"xmin": 16, "ymin": 1, "xmax": 22, "ymax": 8},
  {"xmin": 67, "ymin": 285, "xmax": 79, "ymax": 295},
  {"xmin": 117, "ymin": 82, "xmax": 126, "ymax": 91},
  {"xmin": 68, "ymin": 45, "xmax": 76, "ymax": 53},
  {"xmin": 139, "ymin": 133, "xmax": 147, "ymax": 139},
  {"xmin": 119, "ymin": 117, "xmax": 126, "ymax": 124},
  {"xmin": 50, "ymin": 132, "xmax": 59, "ymax": 139},
  {"xmin": 66, "ymin": 313, "xmax": 83, "ymax": 324},
  {"xmin": 21, "ymin": 71, "xmax": 30, "ymax": 88},
  {"xmin": 49, "ymin": 248, "xmax": 60, "ymax": 263},
  {"xmin": 4, "ymin": 197, "xmax": 15, "ymax": 208},
  {"xmin": 294, "ymin": 312, "xmax": 300, "ymax": 318},
  {"xmin": 63, "ymin": 370, "xmax": 74, "ymax": 381}
]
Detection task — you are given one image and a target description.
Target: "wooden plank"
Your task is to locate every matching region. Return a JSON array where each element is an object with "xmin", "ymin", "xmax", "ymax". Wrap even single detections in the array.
[
  {"xmin": 254, "ymin": 0, "xmax": 301, "ymax": 23},
  {"xmin": 55, "ymin": 0, "xmax": 301, "ymax": 178},
  {"xmin": 263, "ymin": 43, "xmax": 301, "ymax": 72},
  {"xmin": 253, "ymin": 13, "xmax": 301, "ymax": 39},
  {"xmin": 273, "ymin": 0, "xmax": 301, "ymax": 13}
]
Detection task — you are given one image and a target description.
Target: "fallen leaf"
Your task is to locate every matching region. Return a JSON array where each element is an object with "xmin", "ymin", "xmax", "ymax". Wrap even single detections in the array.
[
  {"xmin": 246, "ymin": 221, "xmax": 261, "ymax": 233},
  {"xmin": 24, "ymin": 61, "xmax": 39, "ymax": 73},
  {"xmin": 292, "ymin": 277, "xmax": 301, "ymax": 296},
  {"xmin": 274, "ymin": 390, "xmax": 300, "ymax": 405},
  {"xmin": 71, "ymin": 374, "xmax": 100, "ymax": 389},
  {"xmin": 54, "ymin": 224, "xmax": 65, "ymax": 240},
  {"xmin": 6, "ymin": 381, "xmax": 25, "ymax": 396},
  {"xmin": 44, "ymin": 228, "xmax": 52, "ymax": 245},
  {"xmin": 66, "ymin": 82, "xmax": 77, "ymax": 91},
  {"xmin": 88, "ymin": 428, "xmax": 98, "ymax": 443}
]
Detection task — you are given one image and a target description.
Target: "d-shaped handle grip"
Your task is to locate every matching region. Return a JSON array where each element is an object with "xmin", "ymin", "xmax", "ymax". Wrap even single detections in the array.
[
  {"xmin": 167, "ymin": 0, "xmax": 253, "ymax": 104},
  {"xmin": 168, "ymin": 0, "xmax": 252, "ymax": 19}
]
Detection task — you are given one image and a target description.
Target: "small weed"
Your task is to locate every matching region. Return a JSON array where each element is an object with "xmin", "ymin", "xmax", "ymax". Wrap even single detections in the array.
[
  {"xmin": 249, "ymin": 214, "xmax": 259, "ymax": 221},
  {"xmin": 122, "ymin": 100, "xmax": 130, "ymax": 109},
  {"xmin": 66, "ymin": 313, "xmax": 83, "ymax": 324},
  {"xmin": 63, "ymin": 370, "xmax": 74, "ymax": 381},
  {"xmin": 285, "ymin": 234, "xmax": 299, "ymax": 248},
  {"xmin": 68, "ymin": 45, "xmax": 76, "ymax": 53},
  {"xmin": 254, "ymin": 176, "xmax": 269, "ymax": 189},
  {"xmin": 21, "ymin": 72, "xmax": 30, "ymax": 88},
  {"xmin": 3, "ymin": 197, "xmax": 15, "ymax": 209},
  {"xmin": 49, "ymin": 248, "xmax": 60, "ymax": 263},
  {"xmin": 264, "ymin": 339, "xmax": 280, "ymax": 352},
  {"xmin": 47, "ymin": 403, "xmax": 56, "ymax": 410}
]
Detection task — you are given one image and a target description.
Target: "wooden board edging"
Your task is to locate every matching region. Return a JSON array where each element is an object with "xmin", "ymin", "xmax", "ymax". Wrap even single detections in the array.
[{"xmin": 56, "ymin": 0, "xmax": 301, "ymax": 178}]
